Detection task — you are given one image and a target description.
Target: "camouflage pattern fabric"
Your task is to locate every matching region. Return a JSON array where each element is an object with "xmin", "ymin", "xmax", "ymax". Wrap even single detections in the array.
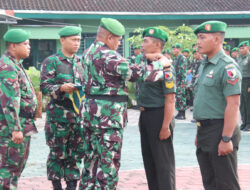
[
  {"xmin": 0, "ymin": 136, "xmax": 30, "ymax": 190},
  {"xmin": 80, "ymin": 40, "xmax": 162, "ymax": 189},
  {"xmin": 0, "ymin": 51, "xmax": 37, "ymax": 189},
  {"xmin": 173, "ymin": 54, "xmax": 187, "ymax": 111},
  {"xmin": 40, "ymin": 49, "xmax": 84, "ymax": 181}
]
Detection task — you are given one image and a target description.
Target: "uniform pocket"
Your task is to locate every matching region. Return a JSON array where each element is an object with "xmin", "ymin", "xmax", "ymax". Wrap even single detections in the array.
[{"xmin": 202, "ymin": 78, "xmax": 215, "ymax": 86}]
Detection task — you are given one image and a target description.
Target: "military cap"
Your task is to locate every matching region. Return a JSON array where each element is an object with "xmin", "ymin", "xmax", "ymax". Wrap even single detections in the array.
[
  {"xmin": 58, "ymin": 26, "xmax": 82, "ymax": 37},
  {"xmin": 182, "ymin": 48, "xmax": 190, "ymax": 53},
  {"xmin": 192, "ymin": 48, "xmax": 198, "ymax": 54},
  {"xmin": 100, "ymin": 18, "xmax": 125, "ymax": 36},
  {"xmin": 172, "ymin": 43, "xmax": 181, "ymax": 49},
  {"xmin": 238, "ymin": 41, "xmax": 249, "ymax": 48},
  {"xmin": 223, "ymin": 44, "xmax": 231, "ymax": 51},
  {"xmin": 142, "ymin": 27, "xmax": 168, "ymax": 42},
  {"xmin": 4, "ymin": 29, "xmax": 30, "ymax": 43},
  {"xmin": 162, "ymin": 49, "xmax": 171, "ymax": 54},
  {"xmin": 133, "ymin": 45, "xmax": 142, "ymax": 49},
  {"xmin": 231, "ymin": 47, "xmax": 239, "ymax": 52},
  {"xmin": 194, "ymin": 20, "xmax": 227, "ymax": 35}
]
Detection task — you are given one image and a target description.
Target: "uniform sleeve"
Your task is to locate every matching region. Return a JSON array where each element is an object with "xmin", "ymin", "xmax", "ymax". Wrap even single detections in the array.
[
  {"xmin": 40, "ymin": 57, "xmax": 63, "ymax": 99},
  {"xmin": 0, "ymin": 65, "xmax": 22, "ymax": 132},
  {"xmin": 222, "ymin": 64, "xmax": 242, "ymax": 97},
  {"xmin": 162, "ymin": 66, "xmax": 176, "ymax": 94}
]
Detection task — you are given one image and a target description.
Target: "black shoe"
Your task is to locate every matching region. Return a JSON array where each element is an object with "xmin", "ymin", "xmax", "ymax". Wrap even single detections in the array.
[
  {"xmin": 52, "ymin": 180, "xmax": 63, "ymax": 190},
  {"xmin": 240, "ymin": 124, "xmax": 246, "ymax": 130},
  {"xmin": 191, "ymin": 119, "xmax": 196, "ymax": 123},
  {"xmin": 66, "ymin": 180, "xmax": 77, "ymax": 190},
  {"xmin": 175, "ymin": 111, "xmax": 186, "ymax": 120},
  {"xmin": 242, "ymin": 125, "xmax": 250, "ymax": 132}
]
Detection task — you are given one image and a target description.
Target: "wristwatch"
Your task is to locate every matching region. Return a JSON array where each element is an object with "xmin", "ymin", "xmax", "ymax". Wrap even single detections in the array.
[{"xmin": 221, "ymin": 136, "xmax": 232, "ymax": 143}]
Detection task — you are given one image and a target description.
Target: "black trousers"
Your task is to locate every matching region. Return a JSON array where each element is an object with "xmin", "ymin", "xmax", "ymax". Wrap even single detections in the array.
[
  {"xmin": 196, "ymin": 148, "xmax": 240, "ymax": 190},
  {"xmin": 240, "ymin": 77, "xmax": 250, "ymax": 128},
  {"xmin": 139, "ymin": 108, "xmax": 176, "ymax": 190}
]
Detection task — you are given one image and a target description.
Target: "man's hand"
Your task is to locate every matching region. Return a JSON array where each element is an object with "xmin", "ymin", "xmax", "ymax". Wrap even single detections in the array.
[
  {"xmin": 218, "ymin": 140, "xmax": 233, "ymax": 156},
  {"xmin": 159, "ymin": 127, "xmax": 171, "ymax": 140},
  {"xmin": 145, "ymin": 53, "xmax": 163, "ymax": 61},
  {"xmin": 60, "ymin": 83, "xmax": 77, "ymax": 93},
  {"xmin": 12, "ymin": 131, "xmax": 23, "ymax": 144}
]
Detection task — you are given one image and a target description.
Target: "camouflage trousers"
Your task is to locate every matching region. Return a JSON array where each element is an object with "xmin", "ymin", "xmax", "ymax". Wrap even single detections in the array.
[
  {"xmin": 79, "ymin": 98, "xmax": 127, "ymax": 189},
  {"xmin": 185, "ymin": 86, "xmax": 194, "ymax": 107},
  {"xmin": 45, "ymin": 120, "xmax": 84, "ymax": 181},
  {"xmin": 176, "ymin": 85, "xmax": 187, "ymax": 111},
  {"xmin": 0, "ymin": 136, "xmax": 31, "ymax": 190}
]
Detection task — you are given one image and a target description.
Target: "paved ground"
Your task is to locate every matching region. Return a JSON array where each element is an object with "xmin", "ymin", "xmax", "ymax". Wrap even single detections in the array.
[{"xmin": 18, "ymin": 109, "xmax": 250, "ymax": 190}]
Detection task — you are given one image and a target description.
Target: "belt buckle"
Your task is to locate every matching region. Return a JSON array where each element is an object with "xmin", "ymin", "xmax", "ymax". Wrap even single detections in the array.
[
  {"xmin": 140, "ymin": 107, "xmax": 145, "ymax": 111},
  {"xmin": 197, "ymin": 121, "xmax": 201, "ymax": 127}
]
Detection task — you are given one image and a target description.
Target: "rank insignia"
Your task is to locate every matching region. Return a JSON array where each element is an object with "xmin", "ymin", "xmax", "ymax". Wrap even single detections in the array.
[
  {"xmin": 227, "ymin": 78, "xmax": 239, "ymax": 85},
  {"xmin": 165, "ymin": 81, "xmax": 174, "ymax": 89}
]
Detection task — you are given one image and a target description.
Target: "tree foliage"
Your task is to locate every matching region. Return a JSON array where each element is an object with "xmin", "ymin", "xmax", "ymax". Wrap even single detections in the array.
[{"xmin": 127, "ymin": 24, "xmax": 197, "ymax": 51}]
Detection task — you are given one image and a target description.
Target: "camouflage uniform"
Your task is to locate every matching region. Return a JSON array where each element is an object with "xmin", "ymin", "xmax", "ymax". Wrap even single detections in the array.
[
  {"xmin": 0, "ymin": 51, "xmax": 38, "ymax": 189},
  {"xmin": 173, "ymin": 54, "xmax": 187, "ymax": 111},
  {"xmin": 80, "ymin": 40, "xmax": 162, "ymax": 189},
  {"xmin": 40, "ymin": 49, "xmax": 84, "ymax": 182}
]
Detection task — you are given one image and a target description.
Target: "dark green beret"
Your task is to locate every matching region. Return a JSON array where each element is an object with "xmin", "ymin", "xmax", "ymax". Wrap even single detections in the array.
[
  {"xmin": 133, "ymin": 45, "xmax": 142, "ymax": 49},
  {"xmin": 182, "ymin": 48, "xmax": 190, "ymax": 53},
  {"xmin": 192, "ymin": 48, "xmax": 198, "ymax": 54},
  {"xmin": 58, "ymin": 26, "xmax": 82, "ymax": 37},
  {"xmin": 238, "ymin": 41, "xmax": 249, "ymax": 48},
  {"xmin": 194, "ymin": 20, "xmax": 227, "ymax": 35},
  {"xmin": 4, "ymin": 29, "xmax": 30, "ymax": 43},
  {"xmin": 172, "ymin": 43, "xmax": 181, "ymax": 49},
  {"xmin": 142, "ymin": 27, "xmax": 168, "ymax": 42},
  {"xmin": 223, "ymin": 44, "xmax": 231, "ymax": 51},
  {"xmin": 231, "ymin": 47, "xmax": 239, "ymax": 52},
  {"xmin": 162, "ymin": 49, "xmax": 171, "ymax": 54},
  {"xmin": 100, "ymin": 18, "xmax": 125, "ymax": 36}
]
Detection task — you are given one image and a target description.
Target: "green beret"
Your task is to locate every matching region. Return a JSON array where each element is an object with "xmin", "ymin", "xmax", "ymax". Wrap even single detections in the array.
[
  {"xmin": 223, "ymin": 44, "xmax": 231, "ymax": 51},
  {"xmin": 238, "ymin": 41, "xmax": 249, "ymax": 48},
  {"xmin": 172, "ymin": 43, "xmax": 181, "ymax": 49},
  {"xmin": 58, "ymin": 26, "xmax": 82, "ymax": 37},
  {"xmin": 142, "ymin": 27, "xmax": 168, "ymax": 42},
  {"xmin": 4, "ymin": 29, "xmax": 30, "ymax": 43},
  {"xmin": 192, "ymin": 48, "xmax": 198, "ymax": 54},
  {"xmin": 133, "ymin": 45, "xmax": 142, "ymax": 49},
  {"xmin": 194, "ymin": 20, "xmax": 227, "ymax": 35},
  {"xmin": 231, "ymin": 47, "xmax": 239, "ymax": 52},
  {"xmin": 182, "ymin": 48, "xmax": 190, "ymax": 53},
  {"xmin": 100, "ymin": 18, "xmax": 125, "ymax": 36}
]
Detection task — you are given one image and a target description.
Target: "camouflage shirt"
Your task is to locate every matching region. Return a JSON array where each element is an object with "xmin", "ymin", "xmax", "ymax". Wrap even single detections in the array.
[
  {"xmin": 40, "ymin": 49, "xmax": 84, "ymax": 123},
  {"xmin": 0, "ymin": 51, "xmax": 37, "ymax": 137},
  {"xmin": 173, "ymin": 53, "xmax": 187, "ymax": 85},
  {"xmin": 83, "ymin": 40, "xmax": 161, "ymax": 96}
]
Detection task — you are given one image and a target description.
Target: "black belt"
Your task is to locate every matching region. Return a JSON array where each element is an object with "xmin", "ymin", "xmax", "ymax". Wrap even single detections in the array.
[
  {"xmin": 86, "ymin": 94, "xmax": 128, "ymax": 103},
  {"xmin": 197, "ymin": 119, "xmax": 224, "ymax": 127},
  {"xmin": 140, "ymin": 106, "xmax": 164, "ymax": 112},
  {"xmin": 52, "ymin": 99, "xmax": 74, "ymax": 109},
  {"xmin": 19, "ymin": 112, "xmax": 35, "ymax": 119}
]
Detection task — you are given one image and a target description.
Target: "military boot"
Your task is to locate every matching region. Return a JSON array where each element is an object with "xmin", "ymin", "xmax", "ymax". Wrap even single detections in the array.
[
  {"xmin": 66, "ymin": 180, "xmax": 77, "ymax": 190},
  {"xmin": 52, "ymin": 180, "xmax": 63, "ymax": 190},
  {"xmin": 175, "ymin": 111, "xmax": 186, "ymax": 120}
]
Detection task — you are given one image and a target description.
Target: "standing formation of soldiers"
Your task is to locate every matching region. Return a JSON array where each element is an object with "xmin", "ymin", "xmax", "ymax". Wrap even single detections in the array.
[{"xmin": 0, "ymin": 17, "xmax": 249, "ymax": 190}]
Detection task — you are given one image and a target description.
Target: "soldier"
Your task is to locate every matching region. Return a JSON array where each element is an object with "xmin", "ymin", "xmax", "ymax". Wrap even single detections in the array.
[
  {"xmin": 231, "ymin": 47, "xmax": 239, "ymax": 62},
  {"xmin": 40, "ymin": 26, "xmax": 84, "ymax": 190},
  {"xmin": 182, "ymin": 48, "xmax": 191, "ymax": 70},
  {"xmin": 223, "ymin": 44, "xmax": 231, "ymax": 56},
  {"xmin": 238, "ymin": 41, "xmax": 250, "ymax": 131},
  {"xmin": 162, "ymin": 48, "xmax": 172, "ymax": 60},
  {"xmin": 0, "ymin": 29, "xmax": 38, "ymax": 189},
  {"xmin": 127, "ymin": 45, "xmax": 142, "ymax": 64},
  {"xmin": 172, "ymin": 43, "xmax": 187, "ymax": 119},
  {"xmin": 80, "ymin": 18, "xmax": 170, "ymax": 190},
  {"xmin": 193, "ymin": 21, "xmax": 241, "ymax": 190},
  {"xmin": 137, "ymin": 27, "xmax": 176, "ymax": 190}
]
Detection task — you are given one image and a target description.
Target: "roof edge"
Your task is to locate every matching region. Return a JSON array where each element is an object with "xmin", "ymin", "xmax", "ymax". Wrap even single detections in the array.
[{"xmin": 13, "ymin": 10, "xmax": 250, "ymax": 16}]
